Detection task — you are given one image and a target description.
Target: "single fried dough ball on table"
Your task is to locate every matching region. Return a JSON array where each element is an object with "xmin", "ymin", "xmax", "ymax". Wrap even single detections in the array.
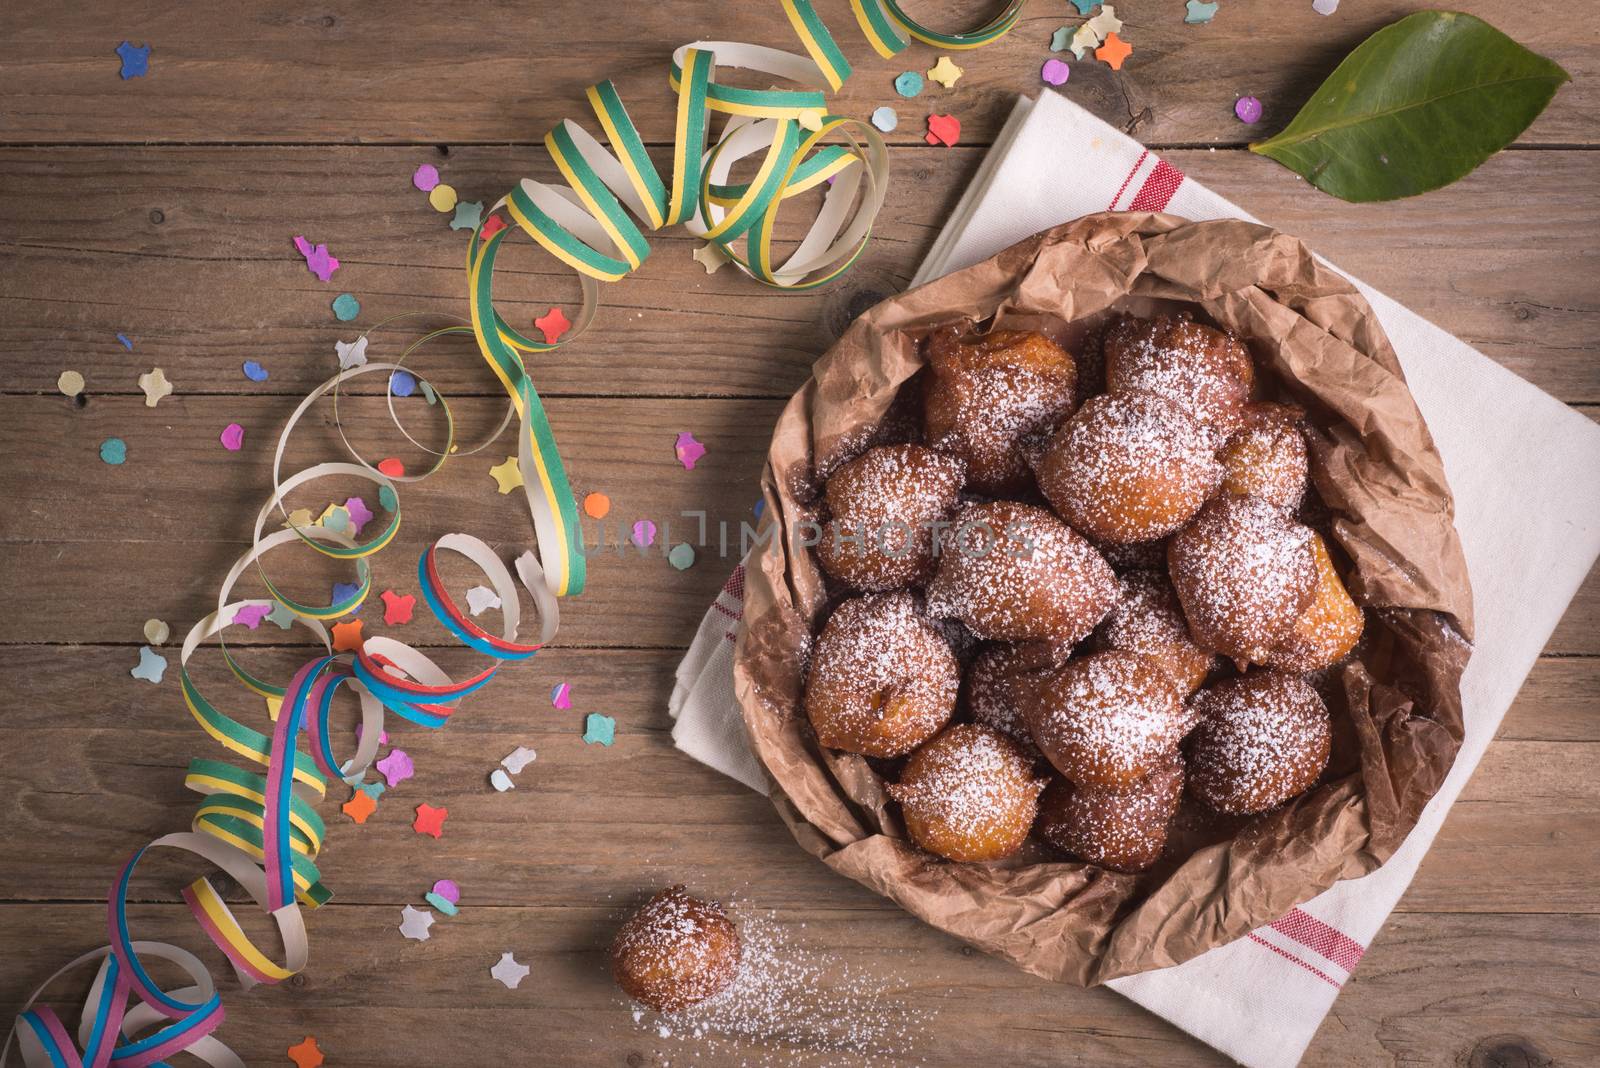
[
  {"xmin": 1218, "ymin": 402, "xmax": 1309, "ymax": 512},
  {"xmin": 1262, "ymin": 532, "xmax": 1365, "ymax": 672},
  {"xmin": 1036, "ymin": 751, "xmax": 1186, "ymax": 873},
  {"xmin": 1035, "ymin": 390, "xmax": 1222, "ymax": 544},
  {"xmin": 960, "ymin": 641, "xmax": 1060, "ymax": 754},
  {"xmin": 611, "ymin": 886, "xmax": 741, "ymax": 1012},
  {"xmin": 1104, "ymin": 314, "xmax": 1254, "ymax": 444},
  {"xmin": 922, "ymin": 327, "xmax": 1078, "ymax": 496},
  {"xmin": 817, "ymin": 444, "xmax": 965, "ymax": 591},
  {"xmin": 803, "ymin": 592, "xmax": 959, "ymax": 758},
  {"xmin": 1186, "ymin": 671, "xmax": 1331, "ymax": 815},
  {"xmin": 1168, "ymin": 495, "xmax": 1318, "ymax": 666},
  {"xmin": 887, "ymin": 724, "xmax": 1046, "ymax": 862},
  {"xmin": 1093, "ymin": 570, "xmax": 1216, "ymax": 696},
  {"xmin": 1024, "ymin": 650, "xmax": 1191, "ymax": 788},
  {"xmin": 925, "ymin": 501, "xmax": 1118, "ymax": 651}
]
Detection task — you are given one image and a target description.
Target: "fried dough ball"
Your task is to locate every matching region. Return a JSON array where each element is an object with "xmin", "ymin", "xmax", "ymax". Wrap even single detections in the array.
[
  {"xmin": 1262, "ymin": 533, "xmax": 1365, "ymax": 672},
  {"xmin": 960, "ymin": 641, "xmax": 1060, "ymax": 753},
  {"xmin": 1185, "ymin": 672, "xmax": 1331, "ymax": 815},
  {"xmin": 804, "ymin": 593, "xmax": 959, "ymax": 758},
  {"xmin": 1168, "ymin": 495, "xmax": 1318, "ymax": 666},
  {"xmin": 1218, "ymin": 402, "xmax": 1309, "ymax": 512},
  {"xmin": 1035, "ymin": 390, "xmax": 1221, "ymax": 544},
  {"xmin": 611, "ymin": 886, "xmax": 741, "ymax": 1012},
  {"xmin": 1025, "ymin": 650, "xmax": 1190, "ymax": 788},
  {"xmin": 817, "ymin": 444, "xmax": 966, "ymax": 591},
  {"xmin": 887, "ymin": 724, "xmax": 1046, "ymax": 862},
  {"xmin": 925, "ymin": 501, "xmax": 1118, "ymax": 650},
  {"xmin": 1035, "ymin": 752, "xmax": 1186, "ymax": 873},
  {"xmin": 922, "ymin": 327, "xmax": 1078, "ymax": 496},
  {"xmin": 1104, "ymin": 314, "xmax": 1254, "ymax": 443},
  {"xmin": 1093, "ymin": 571, "xmax": 1216, "ymax": 696}
]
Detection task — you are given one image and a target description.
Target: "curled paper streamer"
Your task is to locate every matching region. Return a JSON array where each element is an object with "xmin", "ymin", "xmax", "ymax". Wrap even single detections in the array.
[{"xmin": 5, "ymin": 4, "xmax": 1027, "ymax": 1064}]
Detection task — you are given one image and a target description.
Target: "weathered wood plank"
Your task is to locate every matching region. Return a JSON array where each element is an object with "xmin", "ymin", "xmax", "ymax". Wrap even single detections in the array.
[
  {"xmin": 2, "ymin": 146, "xmax": 1597, "ymax": 401},
  {"xmin": 0, "ymin": 905, "xmax": 1592, "ymax": 1067},
  {"xmin": 1, "ymin": 644, "xmax": 1593, "ymax": 912},
  {"xmin": 0, "ymin": 1, "xmax": 1593, "ymax": 147}
]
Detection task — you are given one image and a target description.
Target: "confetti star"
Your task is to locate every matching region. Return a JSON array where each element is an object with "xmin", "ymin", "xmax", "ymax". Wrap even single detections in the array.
[
  {"xmin": 413, "ymin": 803, "xmax": 449, "ymax": 838},
  {"xmin": 377, "ymin": 748, "xmax": 414, "ymax": 787},
  {"xmin": 130, "ymin": 646, "xmax": 167, "ymax": 684},
  {"xmin": 1050, "ymin": 25, "xmax": 1073, "ymax": 52},
  {"xmin": 116, "ymin": 41, "xmax": 151, "ymax": 79},
  {"xmin": 480, "ymin": 215, "xmax": 508, "ymax": 240},
  {"xmin": 265, "ymin": 694, "xmax": 282, "ymax": 721},
  {"xmin": 1070, "ymin": 23, "xmax": 1101, "ymax": 59},
  {"xmin": 926, "ymin": 55, "xmax": 964, "ymax": 89},
  {"xmin": 1313, "ymin": 0, "xmax": 1340, "ymax": 13},
  {"xmin": 534, "ymin": 306, "xmax": 571, "ymax": 345},
  {"xmin": 1069, "ymin": 0, "xmax": 1098, "ymax": 13},
  {"xmin": 490, "ymin": 952, "xmax": 531, "ymax": 990},
  {"xmin": 797, "ymin": 107, "xmax": 824, "ymax": 132},
  {"xmin": 550, "ymin": 683, "xmax": 573, "ymax": 709},
  {"xmin": 331, "ymin": 619, "xmax": 365, "ymax": 652},
  {"xmin": 342, "ymin": 788, "xmax": 377, "ymax": 824},
  {"xmin": 398, "ymin": 905, "xmax": 434, "ymax": 941},
  {"xmin": 267, "ymin": 601, "xmax": 297, "ymax": 629},
  {"xmin": 924, "ymin": 113, "xmax": 960, "ymax": 148},
  {"xmin": 692, "ymin": 241, "xmax": 728, "ymax": 274},
  {"xmin": 449, "ymin": 200, "xmax": 484, "ymax": 231},
  {"xmin": 1185, "ymin": 0, "xmax": 1219, "ymax": 23},
  {"xmin": 286, "ymin": 1036, "xmax": 325, "ymax": 1068},
  {"xmin": 1096, "ymin": 32, "xmax": 1133, "ymax": 71},
  {"xmin": 334, "ymin": 335, "xmax": 368, "ymax": 370},
  {"xmin": 355, "ymin": 780, "xmax": 385, "ymax": 801},
  {"xmin": 137, "ymin": 367, "xmax": 172, "ymax": 407},
  {"xmin": 1087, "ymin": 4, "xmax": 1122, "ymax": 38},
  {"xmin": 489, "ymin": 456, "xmax": 523, "ymax": 494},
  {"xmin": 283, "ymin": 507, "xmax": 315, "ymax": 530},
  {"xmin": 674, "ymin": 431, "xmax": 707, "ymax": 470},
  {"xmin": 232, "ymin": 603, "xmax": 271, "ymax": 629},
  {"xmin": 582, "ymin": 713, "xmax": 616, "ymax": 747},
  {"xmin": 381, "ymin": 589, "xmax": 415, "ymax": 625},
  {"xmin": 343, "ymin": 495, "xmax": 374, "ymax": 534},
  {"xmin": 293, "ymin": 236, "xmax": 340, "ymax": 282},
  {"xmin": 465, "ymin": 586, "xmax": 501, "ymax": 616},
  {"xmin": 502, "ymin": 746, "xmax": 538, "ymax": 774}
]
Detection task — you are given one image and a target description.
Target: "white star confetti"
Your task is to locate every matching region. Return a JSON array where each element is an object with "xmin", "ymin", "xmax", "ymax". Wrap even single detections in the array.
[
  {"xmin": 398, "ymin": 905, "xmax": 434, "ymax": 942},
  {"xmin": 138, "ymin": 367, "xmax": 172, "ymax": 407},
  {"xmin": 490, "ymin": 952, "xmax": 530, "ymax": 989},
  {"xmin": 692, "ymin": 242, "xmax": 728, "ymax": 275},
  {"xmin": 335, "ymin": 336, "xmax": 369, "ymax": 370},
  {"xmin": 501, "ymin": 746, "xmax": 538, "ymax": 774},
  {"xmin": 465, "ymin": 585, "xmax": 501, "ymax": 616}
]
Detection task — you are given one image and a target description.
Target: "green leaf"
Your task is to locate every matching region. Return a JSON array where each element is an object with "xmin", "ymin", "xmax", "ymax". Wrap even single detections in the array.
[{"xmin": 1250, "ymin": 10, "xmax": 1570, "ymax": 202}]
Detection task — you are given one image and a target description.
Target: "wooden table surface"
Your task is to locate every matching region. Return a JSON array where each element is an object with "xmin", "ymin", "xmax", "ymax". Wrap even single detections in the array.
[{"xmin": 1, "ymin": 2, "xmax": 1596, "ymax": 1065}]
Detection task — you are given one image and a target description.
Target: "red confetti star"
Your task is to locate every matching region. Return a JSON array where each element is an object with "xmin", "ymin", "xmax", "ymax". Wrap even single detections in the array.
[
  {"xmin": 381, "ymin": 589, "xmax": 416, "ymax": 625},
  {"xmin": 341, "ymin": 789, "xmax": 376, "ymax": 825},
  {"xmin": 924, "ymin": 113, "xmax": 960, "ymax": 147},
  {"xmin": 534, "ymin": 307, "xmax": 571, "ymax": 345},
  {"xmin": 480, "ymin": 215, "xmax": 508, "ymax": 240},
  {"xmin": 331, "ymin": 619, "xmax": 364, "ymax": 653},
  {"xmin": 287, "ymin": 1036, "xmax": 325, "ymax": 1068},
  {"xmin": 1096, "ymin": 32, "xmax": 1132, "ymax": 71},
  {"xmin": 377, "ymin": 457, "xmax": 405, "ymax": 478},
  {"xmin": 413, "ymin": 803, "xmax": 448, "ymax": 838}
]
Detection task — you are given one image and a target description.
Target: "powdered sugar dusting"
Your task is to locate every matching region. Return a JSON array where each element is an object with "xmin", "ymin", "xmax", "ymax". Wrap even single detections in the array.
[
  {"xmin": 890, "ymin": 725, "xmax": 1043, "ymax": 860},
  {"xmin": 1027, "ymin": 651, "xmax": 1186, "ymax": 786},
  {"xmin": 1094, "ymin": 571, "xmax": 1216, "ymax": 695},
  {"xmin": 1036, "ymin": 753, "xmax": 1185, "ymax": 872},
  {"xmin": 819, "ymin": 444, "xmax": 965, "ymax": 591},
  {"xmin": 1104, "ymin": 314, "xmax": 1251, "ymax": 443},
  {"xmin": 1186, "ymin": 672, "xmax": 1331, "ymax": 814}
]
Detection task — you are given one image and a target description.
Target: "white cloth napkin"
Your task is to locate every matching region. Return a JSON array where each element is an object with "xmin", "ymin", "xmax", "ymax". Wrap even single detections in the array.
[{"xmin": 668, "ymin": 91, "xmax": 1600, "ymax": 1068}]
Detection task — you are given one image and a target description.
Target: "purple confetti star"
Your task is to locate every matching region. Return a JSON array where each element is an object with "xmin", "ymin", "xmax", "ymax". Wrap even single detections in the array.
[
  {"xmin": 343, "ymin": 495, "xmax": 374, "ymax": 534},
  {"xmin": 376, "ymin": 748, "xmax": 414, "ymax": 788},
  {"xmin": 292, "ymin": 235, "xmax": 340, "ymax": 282},
  {"xmin": 674, "ymin": 431, "xmax": 706, "ymax": 471},
  {"xmin": 232, "ymin": 603, "xmax": 271, "ymax": 630}
]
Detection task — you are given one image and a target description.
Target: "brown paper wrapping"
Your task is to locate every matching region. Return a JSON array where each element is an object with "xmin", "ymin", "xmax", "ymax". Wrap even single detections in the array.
[{"xmin": 731, "ymin": 213, "xmax": 1474, "ymax": 986}]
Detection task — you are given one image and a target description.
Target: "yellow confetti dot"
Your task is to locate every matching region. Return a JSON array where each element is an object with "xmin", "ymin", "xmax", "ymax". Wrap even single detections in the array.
[
  {"xmin": 489, "ymin": 455, "xmax": 523, "ymax": 494},
  {"xmin": 926, "ymin": 55, "xmax": 964, "ymax": 89},
  {"xmin": 797, "ymin": 107, "xmax": 825, "ymax": 132},
  {"xmin": 57, "ymin": 370, "xmax": 85, "ymax": 397},
  {"xmin": 429, "ymin": 183, "xmax": 458, "ymax": 213},
  {"xmin": 143, "ymin": 618, "xmax": 170, "ymax": 645}
]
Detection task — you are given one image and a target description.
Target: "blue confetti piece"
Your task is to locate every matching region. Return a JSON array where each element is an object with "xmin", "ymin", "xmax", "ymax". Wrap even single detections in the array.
[
  {"xmin": 331, "ymin": 581, "xmax": 361, "ymax": 613},
  {"xmin": 893, "ymin": 71, "xmax": 923, "ymax": 98},
  {"xmin": 1069, "ymin": 0, "xmax": 1098, "ymax": 15},
  {"xmin": 378, "ymin": 484, "xmax": 398, "ymax": 511},
  {"xmin": 449, "ymin": 201, "xmax": 484, "ymax": 231},
  {"xmin": 116, "ymin": 333, "xmax": 134, "ymax": 351},
  {"xmin": 131, "ymin": 646, "xmax": 167, "ymax": 683},
  {"xmin": 424, "ymin": 892, "xmax": 460, "ymax": 916},
  {"xmin": 389, "ymin": 370, "xmax": 417, "ymax": 398},
  {"xmin": 116, "ymin": 41, "xmax": 151, "ymax": 80},
  {"xmin": 355, "ymin": 780, "xmax": 386, "ymax": 801},
  {"xmin": 242, "ymin": 360, "xmax": 269, "ymax": 382},
  {"xmin": 1184, "ymin": 0, "xmax": 1219, "ymax": 23},
  {"xmin": 582, "ymin": 713, "xmax": 616, "ymax": 746},
  {"xmin": 266, "ymin": 601, "xmax": 297, "ymax": 629},
  {"xmin": 419, "ymin": 379, "xmax": 438, "ymax": 405},
  {"xmin": 332, "ymin": 293, "xmax": 361, "ymax": 321},
  {"xmin": 870, "ymin": 106, "xmax": 897, "ymax": 133},
  {"xmin": 753, "ymin": 498, "xmax": 765, "ymax": 519},
  {"xmin": 100, "ymin": 438, "xmax": 127, "ymax": 465}
]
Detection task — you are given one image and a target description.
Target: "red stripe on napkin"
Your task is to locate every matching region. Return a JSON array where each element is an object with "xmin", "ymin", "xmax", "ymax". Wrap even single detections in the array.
[
  {"xmin": 1247, "ymin": 933, "xmax": 1342, "ymax": 989},
  {"xmin": 1271, "ymin": 909, "xmax": 1366, "ymax": 972},
  {"xmin": 1128, "ymin": 160, "xmax": 1185, "ymax": 212},
  {"xmin": 1107, "ymin": 150, "xmax": 1149, "ymax": 211}
]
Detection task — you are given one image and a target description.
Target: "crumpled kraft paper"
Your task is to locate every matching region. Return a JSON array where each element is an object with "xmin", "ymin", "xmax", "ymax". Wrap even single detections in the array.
[{"xmin": 732, "ymin": 213, "xmax": 1472, "ymax": 985}]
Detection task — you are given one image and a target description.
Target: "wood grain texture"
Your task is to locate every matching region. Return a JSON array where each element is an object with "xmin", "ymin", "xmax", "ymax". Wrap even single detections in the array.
[
  {"xmin": 0, "ymin": 0, "xmax": 1592, "ymax": 147},
  {"xmin": 1, "ymin": 146, "xmax": 1597, "ymax": 401},
  {"xmin": 2, "ymin": 0, "xmax": 1597, "ymax": 1064}
]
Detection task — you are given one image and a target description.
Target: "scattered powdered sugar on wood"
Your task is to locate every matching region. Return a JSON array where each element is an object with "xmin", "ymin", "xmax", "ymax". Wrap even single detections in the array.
[{"xmin": 630, "ymin": 909, "xmax": 937, "ymax": 1065}]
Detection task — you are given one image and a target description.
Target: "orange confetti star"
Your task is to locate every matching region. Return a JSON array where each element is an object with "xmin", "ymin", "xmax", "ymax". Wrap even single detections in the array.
[
  {"xmin": 413, "ymin": 803, "xmax": 448, "ymax": 838},
  {"xmin": 1096, "ymin": 32, "xmax": 1132, "ymax": 70},
  {"xmin": 287, "ymin": 1036, "xmax": 325, "ymax": 1068},
  {"xmin": 342, "ymin": 789, "xmax": 376, "ymax": 825},
  {"xmin": 534, "ymin": 306, "xmax": 571, "ymax": 345},
  {"xmin": 331, "ymin": 618, "xmax": 364, "ymax": 653}
]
